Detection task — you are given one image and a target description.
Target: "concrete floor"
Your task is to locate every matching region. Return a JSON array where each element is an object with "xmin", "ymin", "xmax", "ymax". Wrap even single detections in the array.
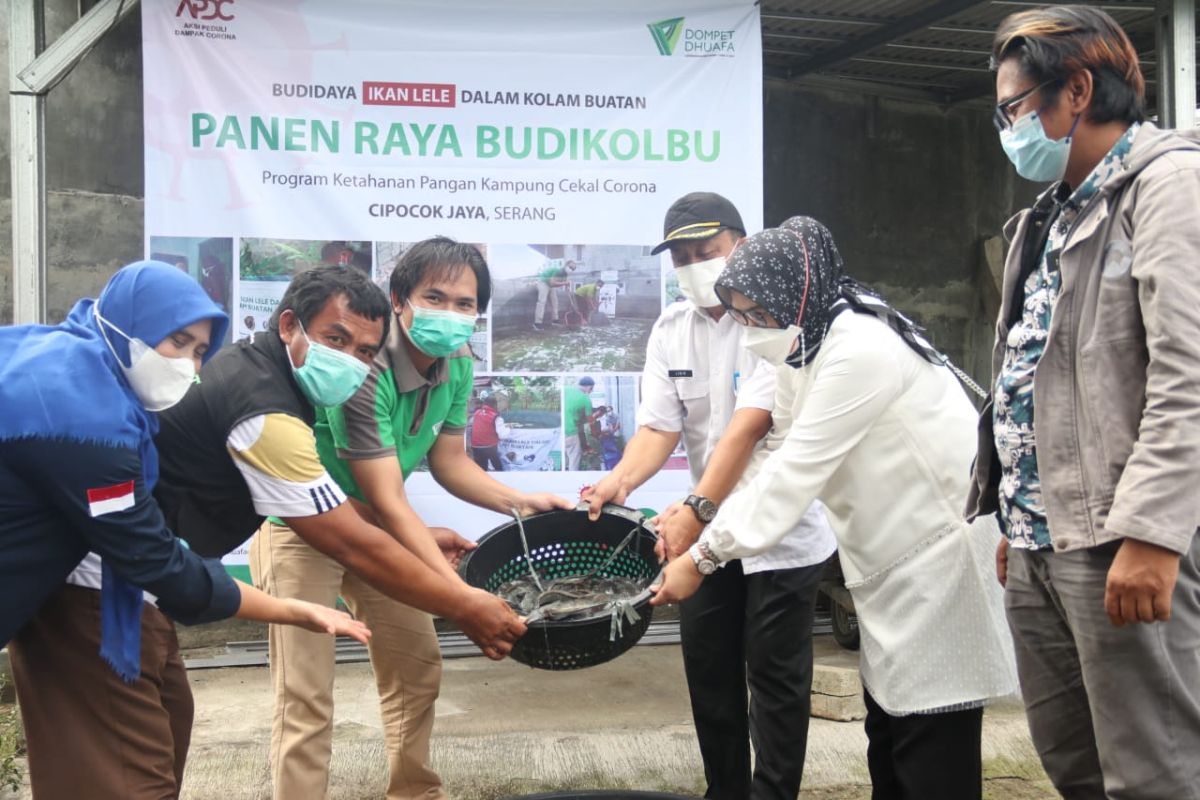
[
  {"xmin": 179, "ymin": 637, "xmax": 1053, "ymax": 800},
  {"xmin": 2, "ymin": 636, "xmax": 1056, "ymax": 800}
]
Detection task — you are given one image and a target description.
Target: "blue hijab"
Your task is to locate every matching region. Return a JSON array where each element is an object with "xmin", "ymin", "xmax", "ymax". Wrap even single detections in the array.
[{"xmin": 0, "ymin": 261, "xmax": 228, "ymax": 680}]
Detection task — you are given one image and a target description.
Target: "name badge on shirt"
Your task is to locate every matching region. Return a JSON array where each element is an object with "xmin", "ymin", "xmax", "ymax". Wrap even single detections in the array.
[{"xmin": 668, "ymin": 369, "xmax": 693, "ymax": 378}]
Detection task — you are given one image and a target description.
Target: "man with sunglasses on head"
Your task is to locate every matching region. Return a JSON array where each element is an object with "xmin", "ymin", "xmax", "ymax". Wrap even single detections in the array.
[
  {"xmin": 583, "ymin": 193, "xmax": 835, "ymax": 800},
  {"xmin": 969, "ymin": 6, "xmax": 1200, "ymax": 797}
]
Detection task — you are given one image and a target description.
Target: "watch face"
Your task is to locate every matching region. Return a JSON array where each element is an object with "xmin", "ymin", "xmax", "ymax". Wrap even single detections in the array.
[
  {"xmin": 688, "ymin": 495, "xmax": 718, "ymax": 522},
  {"xmin": 697, "ymin": 559, "xmax": 718, "ymax": 576}
]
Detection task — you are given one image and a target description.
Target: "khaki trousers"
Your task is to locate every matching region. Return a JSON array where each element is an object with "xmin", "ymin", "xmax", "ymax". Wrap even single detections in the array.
[
  {"xmin": 564, "ymin": 434, "xmax": 583, "ymax": 471},
  {"xmin": 249, "ymin": 521, "xmax": 445, "ymax": 800},
  {"xmin": 535, "ymin": 281, "xmax": 558, "ymax": 324},
  {"xmin": 9, "ymin": 585, "xmax": 193, "ymax": 800}
]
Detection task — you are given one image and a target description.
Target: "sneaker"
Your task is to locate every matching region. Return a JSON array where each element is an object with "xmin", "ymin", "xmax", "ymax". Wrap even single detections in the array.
[{"xmin": 532, "ymin": 323, "xmax": 544, "ymax": 331}]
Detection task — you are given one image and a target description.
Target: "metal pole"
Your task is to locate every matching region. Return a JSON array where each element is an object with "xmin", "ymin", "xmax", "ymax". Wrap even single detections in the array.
[
  {"xmin": 1157, "ymin": 0, "xmax": 1197, "ymax": 129},
  {"xmin": 9, "ymin": 0, "xmax": 48, "ymax": 325}
]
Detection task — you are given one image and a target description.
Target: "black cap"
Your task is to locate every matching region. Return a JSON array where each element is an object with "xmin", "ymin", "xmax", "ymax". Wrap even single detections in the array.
[{"xmin": 651, "ymin": 192, "xmax": 746, "ymax": 255}]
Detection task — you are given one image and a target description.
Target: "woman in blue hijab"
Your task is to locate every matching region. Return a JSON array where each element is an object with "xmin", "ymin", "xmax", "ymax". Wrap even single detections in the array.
[{"xmin": 0, "ymin": 262, "xmax": 370, "ymax": 797}]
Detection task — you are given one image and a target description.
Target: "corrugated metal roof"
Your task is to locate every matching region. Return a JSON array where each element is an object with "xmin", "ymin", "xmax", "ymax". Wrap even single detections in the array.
[{"xmin": 761, "ymin": 0, "xmax": 1184, "ymax": 106}]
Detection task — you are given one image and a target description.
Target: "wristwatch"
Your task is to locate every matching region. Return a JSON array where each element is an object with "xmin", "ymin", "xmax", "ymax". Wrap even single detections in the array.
[
  {"xmin": 684, "ymin": 494, "xmax": 718, "ymax": 523},
  {"xmin": 689, "ymin": 539, "xmax": 720, "ymax": 576}
]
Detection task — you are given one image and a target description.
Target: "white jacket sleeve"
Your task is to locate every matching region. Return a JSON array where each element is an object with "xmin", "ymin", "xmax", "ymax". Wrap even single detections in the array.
[{"xmin": 704, "ymin": 331, "xmax": 905, "ymax": 561}]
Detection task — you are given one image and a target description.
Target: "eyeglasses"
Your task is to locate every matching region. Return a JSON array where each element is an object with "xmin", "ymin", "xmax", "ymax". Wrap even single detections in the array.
[
  {"xmin": 726, "ymin": 305, "xmax": 776, "ymax": 328},
  {"xmin": 993, "ymin": 79, "xmax": 1056, "ymax": 132}
]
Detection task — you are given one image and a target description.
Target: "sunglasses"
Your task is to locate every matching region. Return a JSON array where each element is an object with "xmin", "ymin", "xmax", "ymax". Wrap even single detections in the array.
[{"xmin": 993, "ymin": 78, "xmax": 1056, "ymax": 132}]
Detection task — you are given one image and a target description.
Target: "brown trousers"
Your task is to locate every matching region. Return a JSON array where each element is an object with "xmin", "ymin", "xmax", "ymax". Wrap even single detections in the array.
[
  {"xmin": 8, "ymin": 584, "xmax": 193, "ymax": 800},
  {"xmin": 250, "ymin": 521, "xmax": 445, "ymax": 800}
]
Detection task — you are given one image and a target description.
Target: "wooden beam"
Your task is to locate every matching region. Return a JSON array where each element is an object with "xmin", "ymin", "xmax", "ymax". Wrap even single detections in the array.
[
  {"xmin": 760, "ymin": 10, "xmax": 885, "ymax": 28},
  {"xmin": 786, "ymin": 0, "xmax": 989, "ymax": 79},
  {"xmin": 849, "ymin": 55, "xmax": 992, "ymax": 73},
  {"xmin": 761, "ymin": 9, "xmax": 996, "ymax": 36},
  {"xmin": 767, "ymin": 72, "xmax": 958, "ymax": 105},
  {"xmin": 991, "ymin": 1, "xmax": 1154, "ymax": 9}
]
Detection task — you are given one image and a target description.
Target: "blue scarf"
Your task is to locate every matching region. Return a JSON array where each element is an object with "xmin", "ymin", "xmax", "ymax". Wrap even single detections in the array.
[{"xmin": 0, "ymin": 261, "xmax": 228, "ymax": 681}]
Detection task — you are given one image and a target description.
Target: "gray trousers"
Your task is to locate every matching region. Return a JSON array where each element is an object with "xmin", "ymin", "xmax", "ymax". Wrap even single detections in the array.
[{"xmin": 1005, "ymin": 536, "xmax": 1200, "ymax": 800}]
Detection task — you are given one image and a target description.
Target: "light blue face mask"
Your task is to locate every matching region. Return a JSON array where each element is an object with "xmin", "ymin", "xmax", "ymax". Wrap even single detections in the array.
[
  {"xmin": 288, "ymin": 322, "xmax": 370, "ymax": 407},
  {"xmin": 404, "ymin": 303, "xmax": 476, "ymax": 358},
  {"xmin": 999, "ymin": 110, "xmax": 1081, "ymax": 183}
]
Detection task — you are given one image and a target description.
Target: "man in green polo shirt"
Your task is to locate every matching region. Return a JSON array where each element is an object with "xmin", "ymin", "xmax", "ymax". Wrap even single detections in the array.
[
  {"xmin": 250, "ymin": 237, "xmax": 572, "ymax": 800},
  {"xmin": 572, "ymin": 278, "xmax": 604, "ymax": 323},
  {"xmin": 533, "ymin": 257, "xmax": 576, "ymax": 330},
  {"xmin": 564, "ymin": 375, "xmax": 598, "ymax": 470}
]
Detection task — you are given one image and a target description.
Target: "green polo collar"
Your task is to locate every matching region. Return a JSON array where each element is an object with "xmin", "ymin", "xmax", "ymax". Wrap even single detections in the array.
[{"xmin": 380, "ymin": 314, "xmax": 451, "ymax": 393}]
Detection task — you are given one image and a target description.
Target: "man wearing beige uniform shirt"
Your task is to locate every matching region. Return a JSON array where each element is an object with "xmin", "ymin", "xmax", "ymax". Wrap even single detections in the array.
[{"xmin": 586, "ymin": 193, "xmax": 836, "ymax": 800}]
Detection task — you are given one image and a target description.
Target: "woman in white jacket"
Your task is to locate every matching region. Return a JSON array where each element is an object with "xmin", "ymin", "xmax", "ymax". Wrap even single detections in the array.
[{"xmin": 652, "ymin": 217, "xmax": 1016, "ymax": 800}]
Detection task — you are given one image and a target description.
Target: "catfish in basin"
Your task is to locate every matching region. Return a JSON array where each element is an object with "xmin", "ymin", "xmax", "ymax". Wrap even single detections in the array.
[
  {"xmin": 496, "ymin": 511, "xmax": 652, "ymax": 623},
  {"xmin": 496, "ymin": 575, "xmax": 644, "ymax": 621}
]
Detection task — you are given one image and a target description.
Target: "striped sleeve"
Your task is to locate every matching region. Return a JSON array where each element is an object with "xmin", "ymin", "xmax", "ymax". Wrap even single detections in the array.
[{"xmin": 226, "ymin": 413, "xmax": 346, "ymax": 517}]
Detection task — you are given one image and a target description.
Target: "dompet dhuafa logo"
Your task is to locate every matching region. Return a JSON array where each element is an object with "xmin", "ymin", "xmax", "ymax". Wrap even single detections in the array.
[
  {"xmin": 648, "ymin": 16, "xmax": 736, "ymax": 57},
  {"xmin": 648, "ymin": 17, "xmax": 685, "ymax": 56}
]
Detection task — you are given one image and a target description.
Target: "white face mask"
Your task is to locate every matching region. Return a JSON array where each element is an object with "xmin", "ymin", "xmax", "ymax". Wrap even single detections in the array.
[
  {"xmin": 675, "ymin": 255, "xmax": 726, "ymax": 309},
  {"xmin": 95, "ymin": 307, "xmax": 198, "ymax": 412},
  {"xmin": 742, "ymin": 324, "xmax": 802, "ymax": 366}
]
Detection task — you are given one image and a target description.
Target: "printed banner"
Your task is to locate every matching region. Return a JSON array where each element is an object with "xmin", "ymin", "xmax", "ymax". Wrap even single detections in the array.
[
  {"xmin": 497, "ymin": 428, "xmax": 560, "ymax": 472},
  {"xmin": 235, "ymin": 276, "xmax": 290, "ymax": 340},
  {"xmin": 143, "ymin": 0, "xmax": 763, "ymax": 553}
]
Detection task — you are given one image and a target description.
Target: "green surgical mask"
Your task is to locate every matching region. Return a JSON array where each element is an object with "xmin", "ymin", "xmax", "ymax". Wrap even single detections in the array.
[
  {"xmin": 404, "ymin": 303, "xmax": 476, "ymax": 358},
  {"xmin": 288, "ymin": 322, "xmax": 369, "ymax": 407}
]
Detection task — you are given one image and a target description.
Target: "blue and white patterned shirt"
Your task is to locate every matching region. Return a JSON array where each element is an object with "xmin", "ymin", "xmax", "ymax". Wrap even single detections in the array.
[{"xmin": 994, "ymin": 123, "xmax": 1140, "ymax": 550}]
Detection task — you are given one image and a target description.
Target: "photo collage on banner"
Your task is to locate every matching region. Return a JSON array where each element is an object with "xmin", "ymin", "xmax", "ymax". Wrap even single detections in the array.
[
  {"xmin": 148, "ymin": 236, "xmax": 235, "ymax": 344},
  {"xmin": 238, "ymin": 238, "xmax": 373, "ymax": 339},
  {"xmin": 142, "ymin": 0, "xmax": 763, "ymax": 545},
  {"xmin": 150, "ymin": 233, "xmax": 690, "ymax": 480}
]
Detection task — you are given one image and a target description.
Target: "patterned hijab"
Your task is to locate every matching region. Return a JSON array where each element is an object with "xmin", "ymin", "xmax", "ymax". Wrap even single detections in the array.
[{"xmin": 715, "ymin": 216, "xmax": 945, "ymax": 370}]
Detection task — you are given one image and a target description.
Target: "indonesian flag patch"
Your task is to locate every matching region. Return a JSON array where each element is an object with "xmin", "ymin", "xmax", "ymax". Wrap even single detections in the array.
[{"xmin": 87, "ymin": 481, "xmax": 136, "ymax": 517}]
